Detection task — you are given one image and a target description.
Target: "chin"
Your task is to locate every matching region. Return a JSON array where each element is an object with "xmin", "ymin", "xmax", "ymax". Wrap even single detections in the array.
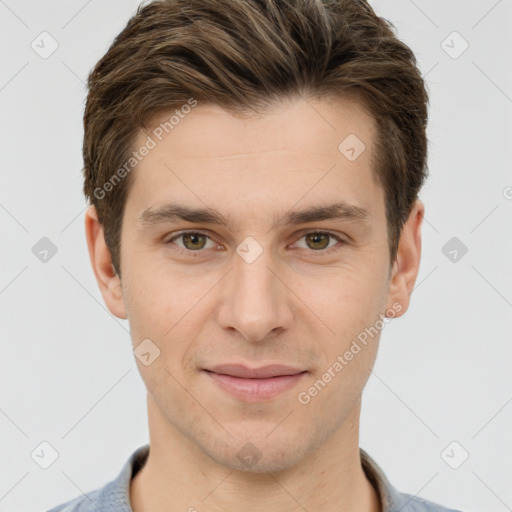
[{"xmin": 203, "ymin": 431, "xmax": 312, "ymax": 474}]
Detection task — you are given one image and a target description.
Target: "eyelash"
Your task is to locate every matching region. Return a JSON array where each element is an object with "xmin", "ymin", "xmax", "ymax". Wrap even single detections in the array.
[{"xmin": 165, "ymin": 230, "xmax": 346, "ymax": 256}]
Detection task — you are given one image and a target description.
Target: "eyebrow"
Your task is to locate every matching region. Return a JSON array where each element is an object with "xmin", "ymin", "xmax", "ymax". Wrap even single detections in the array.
[{"xmin": 138, "ymin": 201, "xmax": 370, "ymax": 231}]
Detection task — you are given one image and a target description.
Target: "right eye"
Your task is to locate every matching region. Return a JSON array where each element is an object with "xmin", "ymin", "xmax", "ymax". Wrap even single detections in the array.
[{"xmin": 165, "ymin": 230, "xmax": 220, "ymax": 252}]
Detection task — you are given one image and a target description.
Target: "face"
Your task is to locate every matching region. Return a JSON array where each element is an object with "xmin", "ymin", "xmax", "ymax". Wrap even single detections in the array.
[{"xmin": 87, "ymin": 95, "xmax": 422, "ymax": 473}]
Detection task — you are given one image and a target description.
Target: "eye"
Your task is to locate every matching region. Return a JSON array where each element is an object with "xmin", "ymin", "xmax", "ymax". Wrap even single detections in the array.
[
  {"xmin": 166, "ymin": 231, "xmax": 218, "ymax": 251},
  {"xmin": 293, "ymin": 231, "xmax": 345, "ymax": 252},
  {"xmin": 165, "ymin": 230, "xmax": 345, "ymax": 255}
]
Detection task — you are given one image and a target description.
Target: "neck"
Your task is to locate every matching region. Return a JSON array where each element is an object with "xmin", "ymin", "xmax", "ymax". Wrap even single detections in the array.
[{"xmin": 130, "ymin": 395, "xmax": 381, "ymax": 512}]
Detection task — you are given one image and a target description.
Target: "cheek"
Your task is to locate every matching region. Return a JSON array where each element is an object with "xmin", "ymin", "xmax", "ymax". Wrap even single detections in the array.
[
  {"xmin": 297, "ymin": 272, "xmax": 386, "ymax": 421},
  {"xmin": 123, "ymin": 268, "xmax": 194, "ymax": 396},
  {"xmin": 296, "ymin": 264, "xmax": 389, "ymax": 400},
  {"xmin": 299, "ymin": 264, "xmax": 389, "ymax": 333},
  {"xmin": 121, "ymin": 259, "xmax": 181, "ymax": 343},
  {"xmin": 122, "ymin": 261, "xmax": 212, "ymax": 377}
]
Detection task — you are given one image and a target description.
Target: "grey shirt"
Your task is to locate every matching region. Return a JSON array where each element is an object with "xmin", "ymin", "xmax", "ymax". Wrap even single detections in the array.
[{"xmin": 48, "ymin": 445, "xmax": 462, "ymax": 511}]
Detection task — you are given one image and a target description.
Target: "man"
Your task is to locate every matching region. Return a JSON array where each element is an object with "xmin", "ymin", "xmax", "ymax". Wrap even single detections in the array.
[{"xmin": 49, "ymin": 0, "xmax": 462, "ymax": 510}]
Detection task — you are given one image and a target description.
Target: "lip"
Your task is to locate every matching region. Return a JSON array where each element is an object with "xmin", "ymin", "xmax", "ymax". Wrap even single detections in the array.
[
  {"xmin": 203, "ymin": 365, "xmax": 308, "ymax": 402},
  {"xmin": 206, "ymin": 364, "xmax": 305, "ymax": 379}
]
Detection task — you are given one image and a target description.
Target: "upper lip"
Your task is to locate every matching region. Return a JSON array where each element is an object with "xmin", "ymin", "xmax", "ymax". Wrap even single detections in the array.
[{"xmin": 205, "ymin": 364, "xmax": 306, "ymax": 379}]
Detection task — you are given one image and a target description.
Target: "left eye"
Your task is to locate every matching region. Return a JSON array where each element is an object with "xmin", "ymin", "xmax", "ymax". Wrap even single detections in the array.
[
  {"xmin": 166, "ymin": 230, "xmax": 343, "ymax": 253},
  {"xmin": 293, "ymin": 231, "xmax": 343, "ymax": 251}
]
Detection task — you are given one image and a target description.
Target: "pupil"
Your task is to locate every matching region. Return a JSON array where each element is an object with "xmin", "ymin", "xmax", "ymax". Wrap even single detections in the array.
[
  {"xmin": 308, "ymin": 233, "xmax": 328, "ymax": 250},
  {"xmin": 185, "ymin": 233, "xmax": 204, "ymax": 249}
]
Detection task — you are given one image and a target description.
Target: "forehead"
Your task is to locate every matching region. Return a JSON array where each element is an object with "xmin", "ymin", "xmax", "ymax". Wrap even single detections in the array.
[
  {"xmin": 141, "ymin": 95, "xmax": 374, "ymax": 163},
  {"xmin": 125, "ymin": 95, "xmax": 383, "ymax": 223}
]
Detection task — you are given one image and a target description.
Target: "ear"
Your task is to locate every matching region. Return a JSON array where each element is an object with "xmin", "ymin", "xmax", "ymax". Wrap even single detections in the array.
[
  {"xmin": 85, "ymin": 205, "xmax": 127, "ymax": 319},
  {"xmin": 385, "ymin": 199, "xmax": 424, "ymax": 318}
]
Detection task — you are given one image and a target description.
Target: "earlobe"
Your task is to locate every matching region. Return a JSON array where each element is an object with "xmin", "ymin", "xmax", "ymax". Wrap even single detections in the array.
[
  {"xmin": 85, "ymin": 205, "xmax": 127, "ymax": 319},
  {"xmin": 385, "ymin": 199, "xmax": 424, "ymax": 317}
]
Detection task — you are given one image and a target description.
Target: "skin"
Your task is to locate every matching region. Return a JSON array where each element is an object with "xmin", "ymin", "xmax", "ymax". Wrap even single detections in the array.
[{"xmin": 85, "ymin": 95, "xmax": 424, "ymax": 512}]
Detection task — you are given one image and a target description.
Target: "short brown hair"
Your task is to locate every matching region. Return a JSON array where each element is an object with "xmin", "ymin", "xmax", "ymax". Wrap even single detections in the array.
[{"xmin": 83, "ymin": 0, "xmax": 429, "ymax": 276}]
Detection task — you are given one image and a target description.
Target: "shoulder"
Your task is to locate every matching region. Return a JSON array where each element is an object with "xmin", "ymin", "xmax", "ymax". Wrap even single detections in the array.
[
  {"xmin": 46, "ymin": 444, "xmax": 149, "ymax": 512},
  {"xmin": 393, "ymin": 491, "xmax": 464, "ymax": 512},
  {"xmin": 46, "ymin": 488, "xmax": 103, "ymax": 512},
  {"xmin": 359, "ymin": 447, "xmax": 463, "ymax": 512},
  {"xmin": 46, "ymin": 478, "xmax": 127, "ymax": 512}
]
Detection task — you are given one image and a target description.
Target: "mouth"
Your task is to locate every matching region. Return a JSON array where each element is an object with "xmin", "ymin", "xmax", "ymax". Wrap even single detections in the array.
[{"xmin": 203, "ymin": 364, "xmax": 308, "ymax": 402}]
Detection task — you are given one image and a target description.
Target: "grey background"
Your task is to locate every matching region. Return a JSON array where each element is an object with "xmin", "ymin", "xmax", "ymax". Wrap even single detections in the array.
[{"xmin": 1, "ymin": 0, "xmax": 511, "ymax": 511}]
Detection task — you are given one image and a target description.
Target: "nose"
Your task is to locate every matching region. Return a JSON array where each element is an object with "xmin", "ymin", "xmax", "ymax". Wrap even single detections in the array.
[{"xmin": 215, "ymin": 242, "xmax": 294, "ymax": 343}]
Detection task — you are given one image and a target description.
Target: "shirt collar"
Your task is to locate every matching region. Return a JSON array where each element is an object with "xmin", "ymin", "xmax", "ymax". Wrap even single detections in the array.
[{"xmin": 360, "ymin": 447, "xmax": 415, "ymax": 511}]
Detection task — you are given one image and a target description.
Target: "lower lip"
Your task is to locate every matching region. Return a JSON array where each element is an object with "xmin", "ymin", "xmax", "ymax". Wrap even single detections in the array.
[{"xmin": 204, "ymin": 370, "xmax": 307, "ymax": 402}]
